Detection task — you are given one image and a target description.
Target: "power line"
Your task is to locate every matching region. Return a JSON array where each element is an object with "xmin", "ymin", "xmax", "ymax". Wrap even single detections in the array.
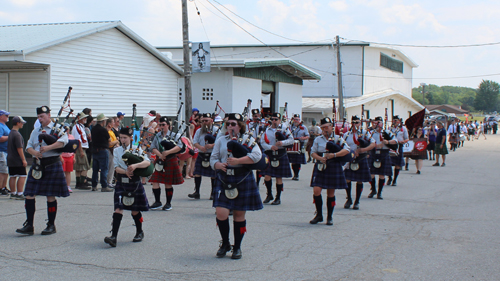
[
  {"xmin": 343, "ymin": 38, "xmax": 500, "ymax": 48},
  {"xmin": 191, "ymin": 0, "xmax": 219, "ymax": 65}
]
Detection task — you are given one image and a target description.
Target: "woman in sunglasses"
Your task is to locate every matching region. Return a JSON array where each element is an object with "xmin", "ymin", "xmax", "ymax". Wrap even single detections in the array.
[{"xmin": 210, "ymin": 113, "xmax": 263, "ymax": 259}]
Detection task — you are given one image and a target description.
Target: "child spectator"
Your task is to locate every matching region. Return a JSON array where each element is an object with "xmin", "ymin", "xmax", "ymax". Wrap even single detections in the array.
[
  {"xmin": 61, "ymin": 134, "xmax": 76, "ymax": 193},
  {"xmin": 7, "ymin": 116, "xmax": 27, "ymax": 199}
]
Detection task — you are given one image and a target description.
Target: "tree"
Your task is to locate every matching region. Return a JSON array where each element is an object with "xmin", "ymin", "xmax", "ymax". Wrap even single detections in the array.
[{"xmin": 474, "ymin": 80, "xmax": 499, "ymax": 112}]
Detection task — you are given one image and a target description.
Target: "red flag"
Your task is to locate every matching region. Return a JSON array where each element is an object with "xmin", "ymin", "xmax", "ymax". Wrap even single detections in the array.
[{"xmin": 405, "ymin": 109, "xmax": 426, "ymax": 133}]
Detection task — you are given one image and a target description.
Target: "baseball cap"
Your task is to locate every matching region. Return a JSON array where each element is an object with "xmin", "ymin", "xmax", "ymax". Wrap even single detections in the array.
[
  {"xmin": 12, "ymin": 116, "xmax": 26, "ymax": 124},
  {"xmin": 117, "ymin": 112, "xmax": 125, "ymax": 117},
  {"xmin": 0, "ymin": 110, "xmax": 10, "ymax": 116}
]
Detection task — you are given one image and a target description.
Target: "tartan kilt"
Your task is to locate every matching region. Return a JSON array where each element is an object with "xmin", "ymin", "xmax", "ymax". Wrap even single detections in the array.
[
  {"xmin": 213, "ymin": 171, "xmax": 263, "ymax": 211},
  {"xmin": 390, "ymin": 145, "xmax": 405, "ymax": 167},
  {"xmin": 149, "ymin": 157, "xmax": 184, "ymax": 185},
  {"xmin": 114, "ymin": 181, "xmax": 149, "ymax": 212},
  {"xmin": 310, "ymin": 162, "xmax": 347, "ymax": 190},
  {"xmin": 287, "ymin": 153, "xmax": 307, "ymax": 164},
  {"xmin": 260, "ymin": 154, "xmax": 293, "ymax": 178},
  {"xmin": 369, "ymin": 150, "xmax": 393, "ymax": 176},
  {"xmin": 434, "ymin": 143, "xmax": 448, "ymax": 155},
  {"xmin": 193, "ymin": 155, "xmax": 216, "ymax": 177},
  {"xmin": 344, "ymin": 157, "xmax": 372, "ymax": 182},
  {"xmin": 24, "ymin": 162, "xmax": 69, "ymax": 197}
]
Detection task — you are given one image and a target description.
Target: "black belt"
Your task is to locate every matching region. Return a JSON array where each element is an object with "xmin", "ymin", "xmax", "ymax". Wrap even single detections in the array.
[
  {"xmin": 40, "ymin": 156, "xmax": 61, "ymax": 167},
  {"xmin": 116, "ymin": 174, "xmax": 141, "ymax": 183}
]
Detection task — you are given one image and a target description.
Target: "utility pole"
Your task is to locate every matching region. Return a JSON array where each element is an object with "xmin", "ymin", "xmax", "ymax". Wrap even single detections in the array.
[
  {"xmin": 420, "ymin": 83, "xmax": 427, "ymax": 106},
  {"xmin": 336, "ymin": 35, "xmax": 344, "ymax": 120},
  {"xmin": 182, "ymin": 0, "xmax": 192, "ymax": 123}
]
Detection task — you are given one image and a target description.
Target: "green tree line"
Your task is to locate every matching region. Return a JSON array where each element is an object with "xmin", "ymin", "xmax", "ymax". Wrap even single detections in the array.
[{"xmin": 412, "ymin": 80, "xmax": 500, "ymax": 113}]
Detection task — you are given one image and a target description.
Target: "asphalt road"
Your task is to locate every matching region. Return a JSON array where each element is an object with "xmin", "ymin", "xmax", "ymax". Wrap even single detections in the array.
[{"xmin": 0, "ymin": 135, "xmax": 499, "ymax": 280}]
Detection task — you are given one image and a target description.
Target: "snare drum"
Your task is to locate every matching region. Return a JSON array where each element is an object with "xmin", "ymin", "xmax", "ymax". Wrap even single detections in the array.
[{"xmin": 286, "ymin": 140, "xmax": 301, "ymax": 154}]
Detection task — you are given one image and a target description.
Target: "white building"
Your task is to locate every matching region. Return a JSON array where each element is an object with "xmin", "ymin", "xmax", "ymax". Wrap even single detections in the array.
[{"xmin": 0, "ymin": 21, "xmax": 183, "ymax": 120}]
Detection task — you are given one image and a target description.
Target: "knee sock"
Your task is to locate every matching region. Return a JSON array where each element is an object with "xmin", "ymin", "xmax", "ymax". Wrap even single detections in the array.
[
  {"xmin": 264, "ymin": 180, "xmax": 273, "ymax": 196},
  {"xmin": 388, "ymin": 175, "xmax": 392, "ymax": 183},
  {"xmin": 393, "ymin": 169, "xmax": 400, "ymax": 183},
  {"xmin": 166, "ymin": 188, "xmax": 173, "ymax": 204},
  {"xmin": 25, "ymin": 198, "xmax": 36, "ymax": 226},
  {"xmin": 378, "ymin": 178, "xmax": 385, "ymax": 195},
  {"xmin": 296, "ymin": 164, "xmax": 301, "ymax": 176},
  {"xmin": 256, "ymin": 172, "xmax": 262, "ymax": 185},
  {"xmin": 111, "ymin": 212, "xmax": 123, "ymax": 237},
  {"xmin": 194, "ymin": 177, "xmax": 202, "ymax": 193},
  {"xmin": 233, "ymin": 220, "xmax": 246, "ymax": 251},
  {"xmin": 355, "ymin": 182, "xmax": 363, "ymax": 203},
  {"xmin": 153, "ymin": 188, "xmax": 161, "ymax": 203},
  {"xmin": 210, "ymin": 178, "xmax": 216, "ymax": 197},
  {"xmin": 47, "ymin": 200, "xmax": 57, "ymax": 225},
  {"xmin": 370, "ymin": 178, "xmax": 376, "ymax": 192},
  {"xmin": 276, "ymin": 183, "xmax": 283, "ymax": 200},
  {"xmin": 132, "ymin": 212, "xmax": 143, "ymax": 234},
  {"xmin": 313, "ymin": 195, "xmax": 323, "ymax": 217},
  {"xmin": 327, "ymin": 196, "xmax": 336, "ymax": 219},
  {"xmin": 216, "ymin": 218, "xmax": 230, "ymax": 244},
  {"xmin": 345, "ymin": 182, "xmax": 352, "ymax": 201},
  {"xmin": 75, "ymin": 176, "xmax": 81, "ymax": 187}
]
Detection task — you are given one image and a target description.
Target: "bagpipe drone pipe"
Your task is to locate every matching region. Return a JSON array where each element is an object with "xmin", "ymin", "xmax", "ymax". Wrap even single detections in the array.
[
  {"xmin": 325, "ymin": 139, "xmax": 354, "ymax": 165},
  {"xmin": 227, "ymin": 133, "xmax": 269, "ymax": 171},
  {"xmin": 382, "ymin": 130, "xmax": 399, "ymax": 151}
]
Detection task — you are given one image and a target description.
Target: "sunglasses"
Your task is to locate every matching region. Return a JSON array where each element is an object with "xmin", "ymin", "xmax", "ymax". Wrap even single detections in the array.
[
  {"xmin": 352, "ymin": 121, "xmax": 360, "ymax": 124},
  {"xmin": 159, "ymin": 124, "xmax": 167, "ymax": 126},
  {"xmin": 227, "ymin": 122, "xmax": 238, "ymax": 127},
  {"xmin": 271, "ymin": 118, "xmax": 279, "ymax": 121}
]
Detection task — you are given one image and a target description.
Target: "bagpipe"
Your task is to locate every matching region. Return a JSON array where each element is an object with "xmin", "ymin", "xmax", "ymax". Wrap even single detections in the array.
[
  {"xmin": 315, "ymin": 134, "xmax": 353, "ymax": 172},
  {"xmin": 37, "ymin": 87, "xmax": 80, "ymax": 153},
  {"xmin": 121, "ymin": 104, "xmax": 154, "ymax": 177},
  {"xmin": 226, "ymin": 129, "xmax": 268, "ymax": 171}
]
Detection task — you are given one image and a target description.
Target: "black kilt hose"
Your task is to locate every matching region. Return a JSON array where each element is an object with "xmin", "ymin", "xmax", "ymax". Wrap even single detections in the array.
[
  {"xmin": 193, "ymin": 153, "xmax": 216, "ymax": 177},
  {"xmin": 390, "ymin": 145, "xmax": 405, "ymax": 167},
  {"xmin": 213, "ymin": 171, "xmax": 263, "ymax": 211},
  {"xmin": 24, "ymin": 161, "xmax": 69, "ymax": 198},
  {"xmin": 260, "ymin": 154, "xmax": 293, "ymax": 178},
  {"xmin": 310, "ymin": 161, "xmax": 348, "ymax": 190},
  {"xmin": 344, "ymin": 157, "xmax": 372, "ymax": 182},
  {"xmin": 369, "ymin": 150, "xmax": 393, "ymax": 176},
  {"xmin": 149, "ymin": 157, "xmax": 184, "ymax": 185},
  {"xmin": 114, "ymin": 176, "xmax": 149, "ymax": 212},
  {"xmin": 287, "ymin": 153, "xmax": 307, "ymax": 164}
]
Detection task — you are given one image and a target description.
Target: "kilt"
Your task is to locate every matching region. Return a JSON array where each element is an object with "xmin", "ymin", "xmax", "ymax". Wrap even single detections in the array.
[
  {"xmin": 310, "ymin": 162, "xmax": 347, "ymax": 190},
  {"xmin": 344, "ymin": 157, "xmax": 372, "ymax": 182},
  {"xmin": 369, "ymin": 150, "xmax": 393, "ymax": 176},
  {"xmin": 149, "ymin": 157, "xmax": 184, "ymax": 185},
  {"xmin": 390, "ymin": 145, "xmax": 405, "ymax": 167},
  {"xmin": 260, "ymin": 154, "xmax": 292, "ymax": 178},
  {"xmin": 434, "ymin": 143, "xmax": 448, "ymax": 155},
  {"xmin": 193, "ymin": 153, "xmax": 216, "ymax": 177},
  {"xmin": 427, "ymin": 141, "xmax": 436, "ymax": 151},
  {"xmin": 24, "ymin": 161, "xmax": 69, "ymax": 197},
  {"xmin": 287, "ymin": 153, "xmax": 307, "ymax": 164},
  {"xmin": 74, "ymin": 149, "xmax": 90, "ymax": 171},
  {"xmin": 113, "ymin": 179, "xmax": 149, "ymax": 212},
  {"xmin": 213, "ymin": 171, "xmax": 263, "ymax": 211}
]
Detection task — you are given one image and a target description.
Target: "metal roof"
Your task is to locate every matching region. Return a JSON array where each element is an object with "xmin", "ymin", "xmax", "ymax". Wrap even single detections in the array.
[
  {"xmin": 174, "ymin": 58, "xmax": 321, "ymax": 81},
  {"xmin": 0, "ymin": 21, "xmax": 183, "ymax": 75}
]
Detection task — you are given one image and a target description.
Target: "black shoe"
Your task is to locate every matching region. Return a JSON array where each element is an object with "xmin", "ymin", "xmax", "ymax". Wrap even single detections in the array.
[
  {"xmin": 368, "ymin": 190, "xmax": 376, "ymax": 198},
  {"xmin": 307, "ymin": 158, "xmax": 312, "ymax": 163},
  {"xmin": 231, "ymin": 248, "xmax": 242, "ymax": 259},
  {"xmin": 432, "ymin": 163, "xmax": 440, "ymax": 166},
  {"xmin": 216, "ymin": 241, "xmax": 232, "ymax": 258},
  {"xmin": 162, "ymin": 203, "xmax": 172, "ymax": 211},
  {"xmin": 263, "ymin": 194, "xmax": 273, "ymax": 204},
  {"xmin": 188, "ymin": 192, "xmax": 200, "ymax": 199},
  {"xmin": 441, "ymin": 163, "xmax": 446, "ymax": 167},
  {"xmin": 416, "ymin": 170, "xmax": 421, "ymax": 174},
  {"xmin": 386, "ymin": 178, "xmax": 393, "ymax": 186},
  {"xmin": 326, "ymin": 217, "xmax": 333, "ymax": 225},
  {"xmin": 104, "ymin": 236, "xmax": 117, "ymax": 247},
  {"xmin": 133, "ymin": 231, "xmax": 144, "ymax": 242},
  {"xmin": 377, "ymin": 194, "xmax": 383, "ymax": 200},
  {"xmin": 344, "ymin": 198, "xmax": 352, "ymax": 209},
  {"xmin": 309, "ymin": 214, "xmax": 323, "ymax": 224},
  {"xmin": 16, "ymin": 222, "xmax": 34, "ymax": 235},
  {"xmin": 352, "ymin": 202, "xmax": 359, "ymax": 210},
  {"xmin": 41, "ymin": 223, "xmax": 56, "ymax": 235},
  {"xmin": 271, "ymin": 198, "xmax": 281, "ymax": 205},
  {"xmin": 149, "ymin": 201, "xmax": 162, "ymax": 210},
  {"xmin": 292, "ymin": 176, "xmax": 299, "ymax": 181},
  {"xmin": 391, "ymin": 181, "xmax": 397, "ymax": 186}
]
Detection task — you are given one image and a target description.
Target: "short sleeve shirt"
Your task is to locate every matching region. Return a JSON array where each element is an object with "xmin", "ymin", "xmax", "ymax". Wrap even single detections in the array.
[
  {"xmin": 7, "ymin": 130, "xmax": 23, "ymax": 166},
  {"xmin": 0, "ymin": 123, "xmax": 11, "ymax": 152}
]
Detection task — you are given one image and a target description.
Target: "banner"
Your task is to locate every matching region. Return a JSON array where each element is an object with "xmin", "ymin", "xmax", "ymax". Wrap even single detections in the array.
[
  {"xmin": 192, "ymin": 42, "xmax": 211, "ymax": 73},
  {"xmin": 403, "ymin": 138, "xmax": 428, "ymax": 158}
]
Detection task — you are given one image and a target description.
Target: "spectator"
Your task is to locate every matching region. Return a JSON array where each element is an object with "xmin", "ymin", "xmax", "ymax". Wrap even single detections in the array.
[
  {"xmin": 72, "ymin": 112, "xmax": 91, "ymax": 190},
  {"xmin": 91, "ymin": 114, "xmax": 112, "ymax": 192},
  {"xmin": 7, "ymin": 116, "xmax": 27, "ymax": 199},
  {"xmin": 107, "ymin": 118, "xmax": 119, "ymax": 188},
  {"xmin": 116, "ymin": 112, "xmax": 125, "ymax": 129},
  {"xmin": 61, "ymin": 134, "xmax": 76, "ymax": 193},
  {"xmin": 0, "ymin": 110, "xmax": 10, "ymax": 196},
  {"xmin": 433, "ymin": 122, "xmax": 448, "ymax": 167},
  {"xmin": 83, "ymin": 108, "xmax": 93, "ymax": 172}
]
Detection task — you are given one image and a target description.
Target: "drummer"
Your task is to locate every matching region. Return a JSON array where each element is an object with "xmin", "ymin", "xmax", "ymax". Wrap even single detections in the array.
[
  {"xmin": 288, "ymin": 114, "xmax": 309, "ymax": 181},
  {"xmin": 342, "ymin": 115, "xmax": 376, "ymax": 210},
  {"xmin": 387, "ymin": 116, "xmax": 408, "ymax": 186}
]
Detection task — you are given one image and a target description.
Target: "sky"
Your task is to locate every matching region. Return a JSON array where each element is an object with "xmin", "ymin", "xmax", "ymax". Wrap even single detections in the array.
[{"xmin": 1, "ymin": 0, "xmax": 499, "ymax": 89}]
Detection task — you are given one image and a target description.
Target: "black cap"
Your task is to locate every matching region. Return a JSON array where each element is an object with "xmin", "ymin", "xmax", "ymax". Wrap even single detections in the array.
[
  {"xmin": 393, "ymin": 115, "xmax": 400, "ymax": 120},
  {"xmin": 272, "ymin": 113, "xmax": 281, "ymax": 118},
  {"xmin": 374, "ymin": 116, "xmax": 383, "ymax": 121},
  {"xmin": 149, "ymin": 110, "xmax": 156, "ymax": 115},
  {"xmin": 36, "ymin": 106, "xmax": 50, "ymax": 115},
  {"xmin": 251, "ymin": 109, "xmax": 260, "ymax": 115},
  {"xmin": 227, "ymin": 113, "xmax": 243, "ymax": 121},
  {"xmin": 159, "ymin": 116, "xmax": 169, "ymax": 123},
  {"xmin": 202, "ymin": 113, "xmax": 212, "ymax": 118},
  {"xmin": 120, "ymin": 127, "xmax": 134, "ymax": 136},
  {"xmin": 293, "ymin": 114, "xmax": 300, "ymax": 118},
  {"xmin": 351, "ymin": 115, "xmax": 360, "ymax": 121},
  {"xmin": 320, "ymin": 117, "xmax": 333, "ymax": 125}
]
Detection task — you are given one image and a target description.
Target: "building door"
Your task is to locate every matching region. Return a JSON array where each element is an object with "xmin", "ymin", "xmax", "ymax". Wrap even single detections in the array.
[{"xmin": 261, "ymin": 80, "xmax": 275, "ymax": 118}]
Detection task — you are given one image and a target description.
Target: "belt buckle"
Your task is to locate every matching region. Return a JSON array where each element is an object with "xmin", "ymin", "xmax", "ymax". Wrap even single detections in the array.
[
  {"xmin": 122, "ymin": 177, "xmax": 129, "ymax": 184},
  {"xmin": 226, "ymin": 169, "xmax": 235, "ymax": 176}
]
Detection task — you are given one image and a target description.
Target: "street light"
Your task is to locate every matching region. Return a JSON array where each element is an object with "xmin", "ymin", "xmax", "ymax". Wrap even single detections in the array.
[{"xmin": 420, "ymin": 83, "xmax": 427, "ymax": 106}]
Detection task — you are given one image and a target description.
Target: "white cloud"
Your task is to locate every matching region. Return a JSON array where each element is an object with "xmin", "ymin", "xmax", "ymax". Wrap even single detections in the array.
[
  {"xmin": 329, "ymin": 1, "xmax": 348, "ymax": 11},
  {"xmin": 380, "ymin": 4, "xmax": 445, "ymax": 32}
]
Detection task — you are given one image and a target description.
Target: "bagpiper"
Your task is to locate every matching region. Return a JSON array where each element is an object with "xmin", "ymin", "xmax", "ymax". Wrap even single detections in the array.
[
  {"xmin": 388, "ymin": 115, "xmax": 409, "ymax": 186},
  {"xmin": 288, "ymin": 114, "xmax": 310, "ymax": 181},
  {"xmin": 247, "ymin": 109, "xmax": 267, "ymax": 186}
]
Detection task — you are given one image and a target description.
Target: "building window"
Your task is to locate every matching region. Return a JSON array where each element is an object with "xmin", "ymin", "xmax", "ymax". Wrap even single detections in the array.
[
  {"xmin": 380, "ymin": 53, "xmax": 403, "ymax": 73},
  {"xmin": 202, "ymin": 88, "xmax": 214, "ymax": 101}
]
